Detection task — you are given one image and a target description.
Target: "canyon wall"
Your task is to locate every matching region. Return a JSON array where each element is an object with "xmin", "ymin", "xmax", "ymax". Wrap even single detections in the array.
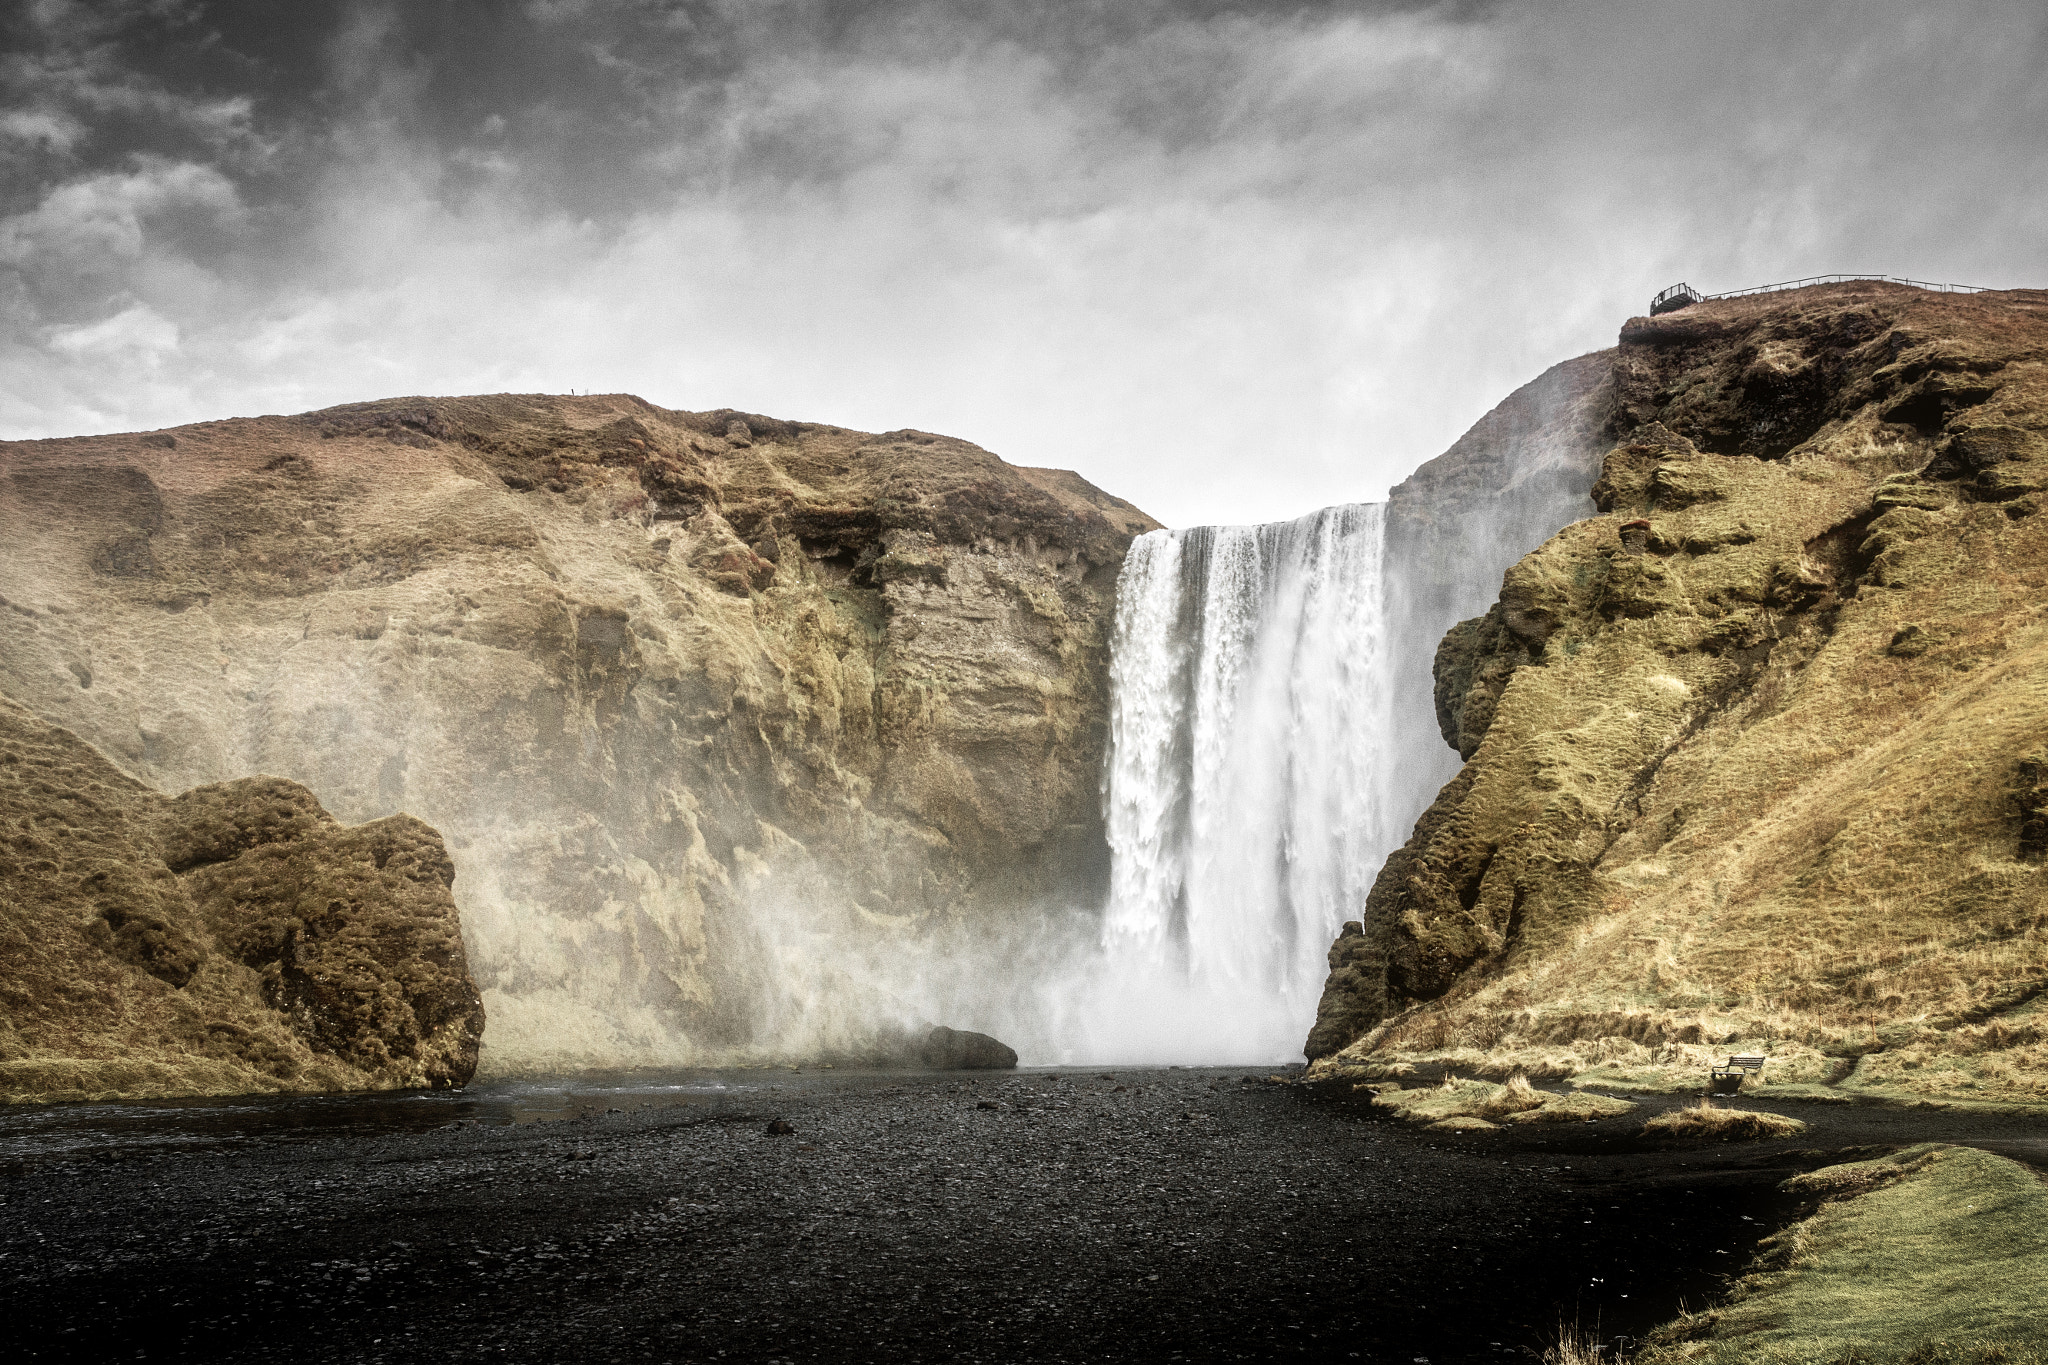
[
  {"xmin": 0, "ymin": 396, "xmax": 1157, "ymax": 1076},
  {"xmin": 1310, "ymin": 282, "xmax": 2048, "ymax": 1103}
]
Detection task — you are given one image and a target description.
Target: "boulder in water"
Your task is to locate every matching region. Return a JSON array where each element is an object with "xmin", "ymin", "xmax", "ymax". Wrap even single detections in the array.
[{"xmin": 920, "ymin": 1026, "xmax": 1017, "ymax": 1070}]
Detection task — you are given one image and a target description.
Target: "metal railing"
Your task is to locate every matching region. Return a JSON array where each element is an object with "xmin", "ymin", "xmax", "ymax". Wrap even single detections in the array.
[
  {"xmin": 1650, "ymin": 283, "xmax": 1703, "ymax": 315},
  {"xmin": 1650, "ymin": 274, "xmax": 1999, "ymax": 315}
]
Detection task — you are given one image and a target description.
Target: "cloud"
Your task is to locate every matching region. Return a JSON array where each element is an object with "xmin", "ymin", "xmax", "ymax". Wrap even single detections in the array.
[
  {"xmin": 47, "ymin": 300, "xmax": 179, "ymax": 360},
  {"xmin": 1, "ymin": 0, "xmax": 2044, "ymax": 524},
  {"xmin": 0, "ymin": 106, "xmax": 85, "ymax": 151},
  {"xmin": 2, "ymin": 158, "xmax": 242, "ymax": 267}
]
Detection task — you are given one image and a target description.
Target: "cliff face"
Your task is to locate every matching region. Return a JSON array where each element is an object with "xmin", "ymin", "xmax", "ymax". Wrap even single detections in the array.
[
  {"xmin": 1379, "ymin": 351, "xmax": 1614, "ymax": 830},
  {"xmin": 0, "ymin": 395, "xmax": 1157, "ymax": 1072},
  {"xmin": 1311, "ymin": 283, "xmax": 2048, "ymax": 1102},
  {"xmin": 0, "ymin": 698, "xmax": 482, "ymax": 1101}
]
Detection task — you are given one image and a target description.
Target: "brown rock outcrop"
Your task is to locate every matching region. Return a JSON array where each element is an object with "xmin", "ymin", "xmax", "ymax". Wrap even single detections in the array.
[
  {"xmin": 1310, "ymin": 282, "xmax": 2048, "ymax": 1102},
  {"xmin": 0, "ymin": 697, "xmax": 482, "ymax": 1101},
  {"xmin": 0, "ymin": 396, "xmax": 1158, "ymax": 1072}
]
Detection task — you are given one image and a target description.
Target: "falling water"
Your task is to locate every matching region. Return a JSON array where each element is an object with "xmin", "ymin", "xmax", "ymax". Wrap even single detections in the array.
[{"xmin": 1062, "ymin": 503, "xmax": 1401, "ymax": 1064}]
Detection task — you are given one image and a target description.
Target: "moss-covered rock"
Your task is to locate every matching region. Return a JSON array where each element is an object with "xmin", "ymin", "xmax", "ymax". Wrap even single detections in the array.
[{"xmin": 0, "ymin": 697, "xmax": 482, "ymax": 1101}]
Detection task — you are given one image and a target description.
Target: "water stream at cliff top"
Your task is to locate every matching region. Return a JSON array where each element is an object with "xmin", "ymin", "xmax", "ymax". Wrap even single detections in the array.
[{"xmin": 1056, "ymin": 503, "xmax": 1402, "ymax": 1063}]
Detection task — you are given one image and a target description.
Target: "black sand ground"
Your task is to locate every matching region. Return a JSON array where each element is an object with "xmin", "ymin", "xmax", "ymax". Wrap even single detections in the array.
[{"xmin": 2, "ymin": 1068, "xmax": 2042, "ymax": 1364}]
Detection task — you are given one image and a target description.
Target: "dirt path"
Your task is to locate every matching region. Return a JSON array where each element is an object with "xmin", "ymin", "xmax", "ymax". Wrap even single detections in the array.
[{"xmin": 2, "ymin": 1069, "xmax": 2040, "ymax": 1363}]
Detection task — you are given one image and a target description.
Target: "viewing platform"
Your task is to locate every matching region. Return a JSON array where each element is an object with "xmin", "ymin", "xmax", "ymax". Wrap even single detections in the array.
[{"xmin": 1650, "ymin": 274, "xmax": 1994, "ymax": 316}]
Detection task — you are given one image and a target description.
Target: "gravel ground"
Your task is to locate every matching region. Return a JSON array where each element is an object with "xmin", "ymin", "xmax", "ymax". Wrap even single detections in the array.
[{"xmin": 2, "ymin": 1068, "xmax": 2041, "ymax": 1364}]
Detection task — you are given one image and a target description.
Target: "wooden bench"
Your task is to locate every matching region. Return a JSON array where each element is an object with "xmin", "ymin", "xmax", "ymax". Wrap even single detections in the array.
[{"xmin": 1709, "ymin": 1054, "xmax": 1767, "ymax": 1093}]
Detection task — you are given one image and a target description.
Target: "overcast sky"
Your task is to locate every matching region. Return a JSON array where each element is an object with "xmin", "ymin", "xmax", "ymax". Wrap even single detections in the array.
[{"xmin": 3, "ymin": 1, "xmax": 2043, "ymax": 526}]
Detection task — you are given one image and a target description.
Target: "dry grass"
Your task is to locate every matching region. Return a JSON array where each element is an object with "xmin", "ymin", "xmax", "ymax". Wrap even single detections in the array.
[
  {"xmin": 1507, "ymin": 1090, "xmax": 1639, "ymax": 1125},
  {"xmin": 1543, "ymin": 1320, "xmax": 1622, "ymax": 1365},
  {"xmin": 1370, "ymin": 1075, "xmax": 1502, "ymax": 1124},
  {"xmin": 1478, "ymin": 1071, "xmax": 1549, "ymax": 1118},
  {"xmin": 1314, "ymin": 289, "xmax": 2048, "ymax": 1108},
  {"xmin": 1641, "ymin": 1100, "xmax": 1807, "ymax": 1141},
  {"xmin": 1427, "ymin": 1115, "xmax": 1500, "ymax": 1132},
  {"xmin": 1638, "ymin": 1145, "xmax": 2048, "ymax": 1362},
  {"xmin": 1371, "ymin": 1073, "xmax": 1638, "ymax": 1128}
]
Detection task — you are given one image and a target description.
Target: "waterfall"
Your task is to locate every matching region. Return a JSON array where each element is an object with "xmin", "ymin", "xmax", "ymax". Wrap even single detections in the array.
[{"xmin": 1065, "ymin": 503, "xmax": 1401, "ymax": 1063}]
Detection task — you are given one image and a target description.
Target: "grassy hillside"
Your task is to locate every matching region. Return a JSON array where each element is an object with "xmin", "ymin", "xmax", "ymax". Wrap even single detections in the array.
[
  {"xmin": 1311, "ymin": 282, "xmax": 2048, "ymax": 1106},
  {"xmin": 1640, "ymin": 1143, "xmax": 2048, "ymax": 1363}
]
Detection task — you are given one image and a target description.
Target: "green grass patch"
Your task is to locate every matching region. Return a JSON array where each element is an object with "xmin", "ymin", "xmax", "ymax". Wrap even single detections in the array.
[
  {"xmin": 1642, "ymin": 1100, "xmax": 1808, "ymax": 1141},
  {"xmin": 1505, "ymin": 1091, "xmax": 1637, "ymax": 1124},
  {"xmin": 1569, "ymin": 1065, "xmax": 1703, "ymax": 1095},
  {"xmin": 1372, "ymin": 1074, "xmax": 1638, "ymax": 1126},
  {"xmin": 1640, "ymin": 1144, "xmax": 2048, "ymax": 1363}
]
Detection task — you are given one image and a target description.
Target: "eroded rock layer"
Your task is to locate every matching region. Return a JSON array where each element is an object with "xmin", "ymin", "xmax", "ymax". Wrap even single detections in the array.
[
  {"xmin": 0, "ymin": 396, "xmax": 1157, "ymax": 1072},
  {"xmin": 0, "ymin": 698, "xmax": 482, "ymax": 1101},
  {"xmin": 1311, "ymin": 282, "xmax": 2048, "ymax": 1102}
]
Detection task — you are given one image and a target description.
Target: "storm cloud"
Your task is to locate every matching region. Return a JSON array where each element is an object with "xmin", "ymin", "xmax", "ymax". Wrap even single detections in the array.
[{"xmin": 4, "ymin": 0, "xmax": 2043, "ymax": 524}]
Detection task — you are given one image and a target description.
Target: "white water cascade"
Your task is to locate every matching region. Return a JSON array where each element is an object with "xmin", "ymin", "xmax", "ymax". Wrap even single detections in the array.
[{"xmin": 1061, "ymin": 503, "xmax": 1405, "ymax": 1064}]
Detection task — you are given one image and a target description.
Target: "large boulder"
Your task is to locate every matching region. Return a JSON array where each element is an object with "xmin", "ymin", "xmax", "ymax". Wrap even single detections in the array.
[
  {"xmin": 920, "ymin": 1025, "xmax": 1018, "ymax": 1070},
  {"xmin": 0, "ymin": 696, "xmax": 483, "ymax": 1102}
]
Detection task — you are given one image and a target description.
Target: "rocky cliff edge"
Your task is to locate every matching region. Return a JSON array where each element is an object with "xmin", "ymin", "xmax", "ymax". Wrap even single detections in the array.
[
  {"xmin": 1311, "ymin": 281, "xmax": 2048, "ymax": 1105},
  {"xmin": 0, "ymin": 395, "xmax": 1159, "ymax": 1073}
]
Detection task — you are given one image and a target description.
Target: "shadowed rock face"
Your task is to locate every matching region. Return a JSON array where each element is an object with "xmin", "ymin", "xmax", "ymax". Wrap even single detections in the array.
[
  {"xmin": 0, "ymin": 698, "xmax": 482, "ymax": 1102},
  {"xmin": 1310, "ymin": 283, "xmax": 2048, "ymax": 1102},
  {"xmin": 0, "ymin": 396, "xmax": 1159, "ymax": 1072}
]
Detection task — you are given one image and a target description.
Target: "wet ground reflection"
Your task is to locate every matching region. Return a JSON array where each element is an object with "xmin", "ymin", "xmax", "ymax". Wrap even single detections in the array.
[{"xmin": 0, "ymin": 1066, "xmax": 940, "ymax": 1162}]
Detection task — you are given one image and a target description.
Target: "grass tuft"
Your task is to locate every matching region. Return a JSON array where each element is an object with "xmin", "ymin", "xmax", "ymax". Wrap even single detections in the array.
[
  {"xmin": 1476, "ymin": 1072, "xmax": 1550, "ymax": 1119},
  {"xmin": 1373, "ymin": 1074, "xmax": 1637, "ymax": 1126},
  {"xmin": 1641, "ymin": 1099, "xmax": 1806, "ymax": 1141},
  {"xmin": 1542, "ymin": 1320, "xmax": 1616, "ymax": 1365},
  {"xmin": 1507, "ymin": 1090, "xmax": 1639, "ymax": 1124}
]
